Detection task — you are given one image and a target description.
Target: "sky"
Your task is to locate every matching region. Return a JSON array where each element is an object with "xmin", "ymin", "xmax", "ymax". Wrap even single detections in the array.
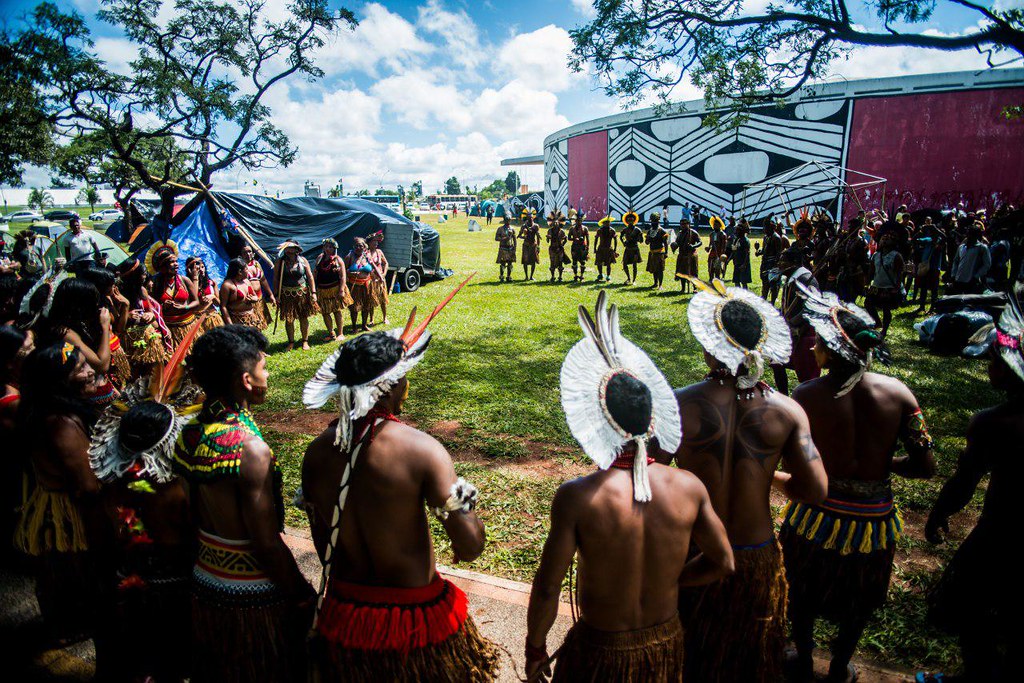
[{"xmin": 2, "ymin": 0, "xmax": 1019, "ymax": 196}]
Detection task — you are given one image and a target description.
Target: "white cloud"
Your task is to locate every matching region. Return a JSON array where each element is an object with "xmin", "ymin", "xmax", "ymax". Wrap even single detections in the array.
[
  {"xmin": 93, "ymin": 37, "xmax": 138, "ymax": 76},
  {"xmin": 570, "ymin": 0, "xmax": 596, "ymax": 19},
  {"xmin": 825, "ymin": 42, "xmax": 1001, "ymax": 82},
  {"xmin": 416, "ymin": 0, "xmax": 483, "ymax": 72},
  {"xmin": 327, "ymin": 3, "xmax": 434, "ymax": 76},
  {"xmin": 495, "ymin": 25, "xmax": 582, "ymax": 92}
]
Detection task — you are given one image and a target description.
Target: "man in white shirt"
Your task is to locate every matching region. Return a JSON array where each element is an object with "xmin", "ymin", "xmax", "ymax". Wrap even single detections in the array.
[
  {"xmin": 949, "ymin": 224, "xmax": 992, "ymax": 294},
  {"xmin": 64, "ymin": 216, "xmax": 101, "ymax": 272}
]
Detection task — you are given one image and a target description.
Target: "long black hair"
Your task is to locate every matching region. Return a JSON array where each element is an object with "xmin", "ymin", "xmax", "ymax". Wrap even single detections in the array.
[
  {"xmin": 19, "ymin": 343, "xmax": 96, "ymax": 433},
  {"xmin": 117, "ymin": 259, "xmax": 147, "ymax": 308},
  {"xmin": 0, "ymin": 325, "xmax": 27, "ymax": 385},
  {"xmin": 186, "ymin": 256, "xmax": 211, "ymax": 293},
  {"xmin": 40, "ymin": 278, "xmax": 103, "ymax": 350}
]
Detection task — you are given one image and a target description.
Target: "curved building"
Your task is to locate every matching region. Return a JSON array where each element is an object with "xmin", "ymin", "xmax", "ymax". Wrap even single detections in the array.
[{"xmin": 511, "ymin": 69, "xmax": 1024, "ymax": 225}]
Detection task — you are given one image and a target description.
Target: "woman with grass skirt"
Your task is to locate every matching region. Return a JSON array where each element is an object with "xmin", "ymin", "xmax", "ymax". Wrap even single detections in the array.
[
  {"xmin": 220, "ymin": 258, "xmax": 267, "ymax": 330},
  {"xmin": 149, "ymin": 242, "xmax": 220, "ymax": 356},
  {"xmin": 274, "ymin": 240, "xmax": 319, "ymax": 351},
  {"xmin": 115, "ymin": 259, "xmax": 169, "ymax": 380},
  {"xmin": 315, "ymin": 239, "xmax": 353, "ymax": 340}
]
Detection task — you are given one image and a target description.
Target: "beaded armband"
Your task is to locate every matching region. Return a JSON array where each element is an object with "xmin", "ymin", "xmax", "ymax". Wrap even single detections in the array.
[
  {"xmin": 431, "ymin": 478, "xmax": 479, "ymax": 521},
  {"xmin": 903, "ymin": 409, "xmax": 934, "ymax": 450}
]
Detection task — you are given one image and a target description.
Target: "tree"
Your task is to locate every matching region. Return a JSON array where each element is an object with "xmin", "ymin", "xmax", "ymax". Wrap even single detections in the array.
[
  {"xmin": 479, "ymin": 179, "xmax": 506, "ymax": 200},
  {"xmin": 571, "ymin": 1, "xmax": 1024, "ymax": 119},
  {"xmin": 504, "ymin": 171, "xmax": 519, "ymax": 195},
  {"xmin": 78, "ymin": 185, "xmax": 101, "ymax": 213},
  {"xmin": 0, "ymin": 38, "xmax": 54, "ymax": 186},
  {"xmin": 444, "ymin": 176, "xmax": 461, "ymax": 195},
  {"xmin": 411, "ymin": 180, "xmax": 423, "ymax": 198},
  {"xmin": 27, "ymin": 187, "xmax": 54, "ymax": 212},
  {"xmin": 10, "ymin": 0, "xmax": 355, "ymax": 217}
]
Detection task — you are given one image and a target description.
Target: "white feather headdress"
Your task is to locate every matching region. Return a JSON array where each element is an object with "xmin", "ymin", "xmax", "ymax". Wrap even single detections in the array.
[
  {"xmin": 685, "ymin": 277, "xmax": 791, "ymax": 390},
  {"xmin": 994, "ymin": 282, "xmax": 1024, "ymax": 384},
  {"xmin": 303, "ymin": 273, "xmax": 475, "ymax": 453},
  {"xmin": 560, "ymin": 292, "xmax": 681, "ymax": 503},
  {"xmin": 792, "ymin": 279, "xmax": 882, "ymax": 397}
]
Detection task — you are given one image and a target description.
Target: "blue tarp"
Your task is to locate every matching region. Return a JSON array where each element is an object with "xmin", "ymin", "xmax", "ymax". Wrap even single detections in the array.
[{"xmin": 168, "ymin": 201, "xmax": 233, "ymax": 285}]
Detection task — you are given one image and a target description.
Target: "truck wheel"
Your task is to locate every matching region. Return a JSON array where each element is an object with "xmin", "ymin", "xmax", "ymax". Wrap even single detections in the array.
[{"xmin": 403, "ymin": 268, "xmax": 421, "ymax": 292}]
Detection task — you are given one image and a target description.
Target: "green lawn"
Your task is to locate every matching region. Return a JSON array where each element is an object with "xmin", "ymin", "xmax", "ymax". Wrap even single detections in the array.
[{"xmin": 258, "ymin": 213, "xmax": 992, "ymax": 673}]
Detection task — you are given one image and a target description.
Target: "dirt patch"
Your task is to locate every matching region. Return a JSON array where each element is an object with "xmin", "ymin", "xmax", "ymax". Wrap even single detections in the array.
[{"xmin": 259, "ymin": 408, "xmax": 333, "ymax": 436}]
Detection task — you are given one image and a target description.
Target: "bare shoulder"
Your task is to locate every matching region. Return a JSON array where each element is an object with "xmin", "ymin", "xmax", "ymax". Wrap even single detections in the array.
[
  {"xmin": 302, "ymin": 420, "xmax": 340, "ymax": 474},
  {"xmin": 766, "ymin": 390, "xmax": 807, "ymax": 419},
  {"xmin": 865, "ymin": 371, "xmax": 916, "ymax": 403},
  {"xmin": 239, "ymin": 437, "xmax": 273, "ymax": 485},
  {"xmin": 791, "ymin": 377, "xmax": 828, "ymax": 406},
  {"xmin": 674, "ymin": 381, "xmax": 710, "ymax": 404},
  {"xmin": 375, "ymin": 420, "xmax": 452, "ymax": 469},
  {"xmin": 659, "ymin": 464, "xmax": 709, "ymax": 497}
]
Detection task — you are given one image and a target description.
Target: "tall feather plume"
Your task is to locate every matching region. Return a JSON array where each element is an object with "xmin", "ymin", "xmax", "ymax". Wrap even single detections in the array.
[
  {"xmin": 151, "ymin": 312, "xmax": 208, "ymax": 402},
  {"xmin": 400, "ymin": 272, "xmax": 475, "ymax": 349},
  {"xmin": 577, "ymin": 293, "xmax": 618, "ymax": 368},
  {"xmin": 594, "ymin": 293, "xmax": 621, "ymax": 367}
]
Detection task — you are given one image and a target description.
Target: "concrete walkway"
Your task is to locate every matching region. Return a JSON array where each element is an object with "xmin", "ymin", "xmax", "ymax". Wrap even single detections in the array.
[{"xmin": 0, "ymin": 527, "xmax": 915, "ymax": 682}]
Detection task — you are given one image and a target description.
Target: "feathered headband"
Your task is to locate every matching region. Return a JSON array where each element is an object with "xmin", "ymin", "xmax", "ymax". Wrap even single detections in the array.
[
  {"xmin": 19, "ymin": 265, "xmax": 68, "ymax": 316},
  {"xmin": 684, "ymin": 277, "xmax": 791, "ymax": 391},
  {"xmin": 88, "ymin": 316, "xmax": 206, "ymax": 483},
  {"xmin": 598, "ymin": 216, "xmax": 614, "ymax": 227},
  {"xmin": 793, "ymin": 279, "xmax": 886, "ymax": 397},
  {"xmin": 546, "ymin": 209, "xmax": 565, "ymax": 227},
  {"xmin": 145, "ymin": 239, "xmax": 178, "ymax": 275},
  {"xmin": 793, "ymin": 207, "xmax": 813, "ymax": 236},
  {"xmin": 303, "ymin": 273, "xmax": 475, "ymax": 453},
  {"xmin": 623, "ymin": 211, "xmax": 639, "ymax": 227},
  {"xmin": 709, "ymin": 216, "xmax": 725, "ymax": 232},
  {"xmin": 560, "ymin": 292, "xmax": 681, "ymax": 503},
  {"xmin": 994, "ymin": 282, "xmax": 1024, "ymax": 384},
  {"xmin": 520, "ymin": 208, "xmax": 537, "ymax": 221}
]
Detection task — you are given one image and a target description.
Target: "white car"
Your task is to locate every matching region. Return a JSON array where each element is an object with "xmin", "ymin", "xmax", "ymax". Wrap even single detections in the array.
[
  {"xmin": 89, "ymin": 208, "xmax": 123, "ymax": 221},
  {"xmin": 3, "ymin": 210, "xmax": 43, "ymax": 223}
]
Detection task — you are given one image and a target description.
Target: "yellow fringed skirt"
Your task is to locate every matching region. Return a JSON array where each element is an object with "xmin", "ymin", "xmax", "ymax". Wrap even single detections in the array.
[{"xmin": 14, "ymin": 487, "xmax": 89, "ymax": 556}]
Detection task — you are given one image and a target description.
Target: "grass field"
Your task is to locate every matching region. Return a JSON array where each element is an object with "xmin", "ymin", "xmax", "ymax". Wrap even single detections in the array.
[{"xmin": 255, "ymin": 213, "xmax": 992, "ymax": 673}]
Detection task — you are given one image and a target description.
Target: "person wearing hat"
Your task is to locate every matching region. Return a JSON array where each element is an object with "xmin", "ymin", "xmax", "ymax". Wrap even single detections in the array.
[
  {"xmin": 363, "ymin": 231, "xmax": 390, "ymax": 326},
  {"xmin": 274, "ymin": 239, "xmax": 318, "ymax": 350},
  {"xmin": 782, "ymin": 281, "xmax": 935, "ymax": 683},
  {"xmin": 673, "ymin": 277, "xmax": 827, "ymax": 683},
  {"xmin": 921, "ymin": 284, "xmax": 1024, "ymax": 683},
  {"xmin": 706, "ymin": 216, "xmax": 728, "ymax": 280},
  {"xmin": 315, "ymin": 238, "xmax": 353, "ymax": 341},
  {"xmin": 147, "ymin": 241, "xmax": 218, "ymax": 355},
  {"xmin": 567, "ymin": 209, "xmax": 589, "ymax": 282},
  {"xmin": 518, "ymin": 210, "xmax": 541, "ymax": 281},
  {"xmin": 545, "ymin": 210, "xmax": 569, "ymax": 282},
  {"xmin": 526, "ymin": 293, "xmax": 734, "ymax": 682},
  {"xmin": 300, "ymin": 276, "xmax": 499, "ymax": 681},
  {"xmin": 672, "ymin": 217, "xmax": 702, "ymax": 293},
  {"xmin": 644, "ymin": 212, "xmax": 671, "ymax": 290},
  {"xmin": 64, "ymin": 215, "xmax": 102, "ymax": 273},
  {"xmin": 88, "ymin": 348, "xmax": 198, "ymax": 681},
  {"xmin": 494, "ymin": 214, "xmax": 517, "ymax": 282},
  {"xmin": 620, "ymin": 212, "xmax": 644, "ymax": 285},
  {"xmin": 592, "ymin": 216, "xmax": 618, "ymax": 282}
]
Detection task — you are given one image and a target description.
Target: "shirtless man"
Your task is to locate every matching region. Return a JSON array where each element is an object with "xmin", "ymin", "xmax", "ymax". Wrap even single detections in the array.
[
  {"xmin": 592, "ymin": 216, "xmax": 618, "ymax": 282},
  {"xmin": 756, "ymin": 219, "xmax": 789, "ymax": 304},
  {"xmin": 674, "ymin": 279, "xmax": 828, "ymax": 683},
  {"xmin": 620, "ymin": 212, "xmax": 644, "ymax": 284},
  {"xmin": 782, "ymin": 282, "xmax": 935, "ymax": 683},
  {"xmin": 301, "ymin": 292, "xmax": 498, "ymax": 681},
  {"xmin": 527, "ymin": 293, "xmax": 733, "ymax": 682},
  {"xmin": 921, "ymin": 287, "xmax": 1024, "ymax": 683},
  {"xmin": 644, "ymin": 213, "xmax": 671, "ymax": 290},
  {"xmin": 706, "ymin": 217, "xmax": 729, "ymax": 279},
  {"xmin": 519, "ymin": 211, "xmax": 541, "ymax": 281},
  {"xmin": 546, "ymin": 211, "xmax": 568, "ymax": 282},
  {"xmin": 495, "ymin": 215, "xmax": 517, "ymax": 282},
  {"xmin": 567, "ymin": 211, "xmax": 590, "ymax": 282},
  {"xmin": 671, "ymin": 218, "xmax": 702, "ymax": 292},
  {"xmin": 175, "ymin": 326, "xmax": 315, "ymax": 682}
]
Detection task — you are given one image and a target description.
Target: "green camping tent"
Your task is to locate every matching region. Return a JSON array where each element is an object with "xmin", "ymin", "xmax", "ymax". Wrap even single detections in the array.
[{"xmin": 44, "ymin": 229, "xmax": 130, "ymax": 268}]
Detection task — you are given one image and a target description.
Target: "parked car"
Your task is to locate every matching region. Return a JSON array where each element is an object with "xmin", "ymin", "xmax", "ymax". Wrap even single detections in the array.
[
  {"xmin": 3, "ymin": 210, "xmax": 43, "ymax": 223},
  {"xmin": 89, "ymin": 208, "xmax": 123, "ymax": 221},
  {"xmin": 44, "ymin": 209, "xmax": 80, "ymax": 221}
]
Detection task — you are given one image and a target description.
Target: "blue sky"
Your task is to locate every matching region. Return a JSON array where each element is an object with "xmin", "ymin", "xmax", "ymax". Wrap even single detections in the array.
[{"xmin": 3, "ymin": 0, "xmax": 1017, "ymax": 195}]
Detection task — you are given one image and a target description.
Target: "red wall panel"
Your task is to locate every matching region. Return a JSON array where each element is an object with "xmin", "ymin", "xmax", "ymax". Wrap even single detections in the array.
[
  {"xmin": 845, "ymin": 88, "xmax": 1024, "ymax": 214},
  {"xmin": 568, "ymin": 131, "xmax": 608, "ymax": 220}
]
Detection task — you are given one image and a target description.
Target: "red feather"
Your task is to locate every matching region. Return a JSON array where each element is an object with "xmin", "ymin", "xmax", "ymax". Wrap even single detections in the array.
[
  {"xmin": 157, "ymin": 312, "xmax": 208, "ymax": 401},
  {"xmin": 401, "ymin": 272, "xmax": 475, "ymax": 348}
]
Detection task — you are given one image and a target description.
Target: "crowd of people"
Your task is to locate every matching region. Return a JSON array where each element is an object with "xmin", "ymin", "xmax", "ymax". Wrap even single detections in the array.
[
  {"xmin": 495, "ymin": 204, "xmax": 1023, "ymax": 317},
  {"xmin": 0, "ymin": 199, "xmax": 1018, "ymax": 683}
]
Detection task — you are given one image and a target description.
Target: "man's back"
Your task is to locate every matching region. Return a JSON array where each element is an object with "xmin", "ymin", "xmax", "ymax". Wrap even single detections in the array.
[
  {"xmin": 793, "ymin": 371, "xmax": 912, "ymax": 482},
  {"xmin": 304, "ymin": 419, "xmax": 443, "ymax": 587},
  {"xmin": 674, "ymin": 380, "xmax": 816, "ymax": 545},
  {"xmin": 566, "ymin": 464, "xmax": 703, "ymax": 631}
]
